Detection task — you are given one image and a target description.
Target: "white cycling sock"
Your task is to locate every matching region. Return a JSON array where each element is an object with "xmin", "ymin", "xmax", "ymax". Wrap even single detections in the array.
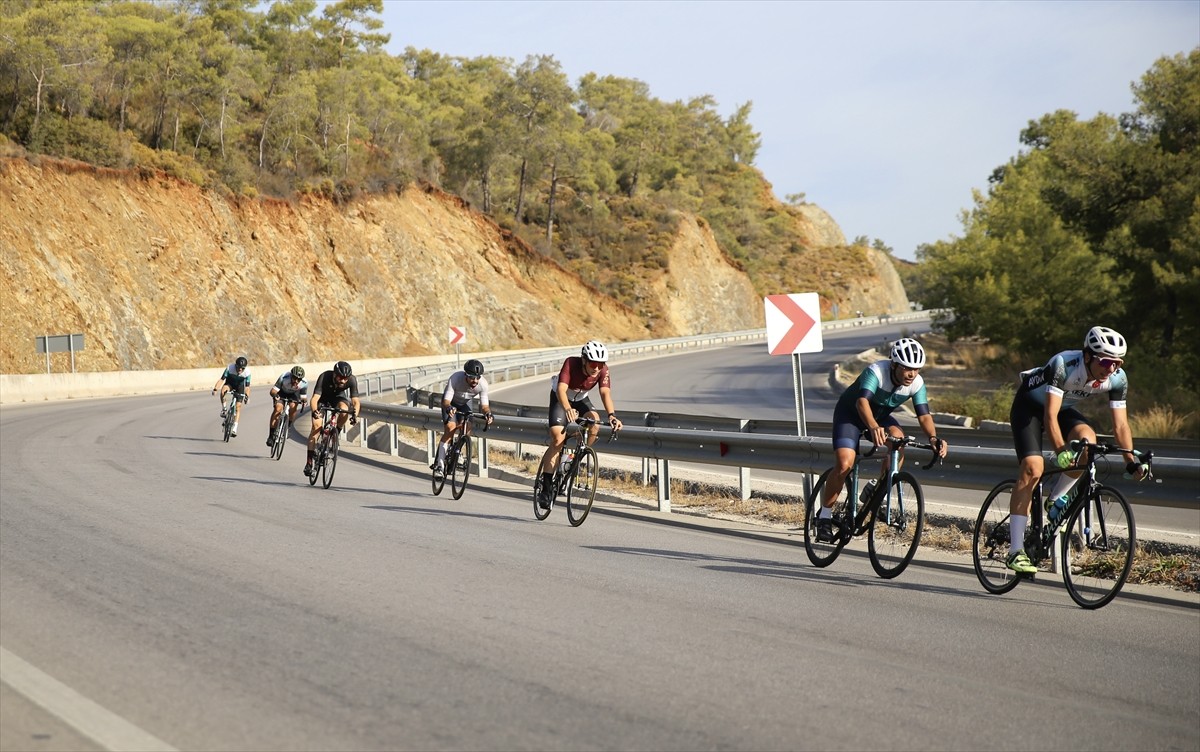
[
  {"xmin": 818, "ymin": 505, "xmax": 832, "ymax": 519},
  {"xmin": 1047, "ymin": 474, "xmax": 1080, "ymax": 503},
  {"xmin": 436, "ymin": 443, "xmax": 448, "ymax": 463},
  {"xmin": 1009, "ymin": 515, "xmax": 1028, "ymax": 553}
]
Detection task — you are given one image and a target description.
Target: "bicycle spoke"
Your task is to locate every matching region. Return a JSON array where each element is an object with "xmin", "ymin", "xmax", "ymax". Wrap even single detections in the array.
[
  {"xmin": 1062, "ymin": 487, "xmax": 1136, "ymax": 609},
  {"xmin": 868, "ymin": 472, "xmax": 924, "ymax": 578},
  {"xmin": 972, "ymin": 480, "xmax": 1023, "ymax": 595},
  {"xmin": 803, "ymin": 469, "xmax": 849, "ymax": 567},
  {"xmin": 566, "ymin": 446, "xmax": 599, "ymax": 526}
]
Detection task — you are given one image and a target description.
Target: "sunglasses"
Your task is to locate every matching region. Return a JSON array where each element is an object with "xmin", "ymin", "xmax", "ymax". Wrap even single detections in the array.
[
  {"xmin": 465, "ymin": 376, "xmax": 479, "ymax": 383},
  {"xmin": 1096, "ymin": 357, "xmax": 1123, "ymax": 369}
]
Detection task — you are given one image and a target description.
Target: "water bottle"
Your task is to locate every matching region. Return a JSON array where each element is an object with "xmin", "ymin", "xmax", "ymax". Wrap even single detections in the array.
[
  {"xmin": 859, "ymin": 480, "xmax": 876, "ymax": 505},
  {"xmin": 562, "ymin": 447, "xmax": 574, "ymax": 466},
  {"xmin": 1046, "ymin": 494, "xmax": 1070, "ymax": 530}
]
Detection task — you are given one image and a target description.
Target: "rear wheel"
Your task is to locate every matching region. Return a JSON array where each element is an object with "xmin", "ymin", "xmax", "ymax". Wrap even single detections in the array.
[
  {"xmin": 1062, "ymin": 486, "xmax": 1135, "ymax": 609},
  {"xmin": 322, "ymin": 430, "xmax": 339, "ymax": 489},
  {"xmin": 566, "ymin": 446, "xmax": 599, "ymax": 527},
  {"xmin": 450, "ymin": 435, "xmax": 472, "ymax": 500},
  {"xmin": 803, "ymin": 468, "xmax": 850, "ymax": 567},
  {"xmin": 868, "ymin": 472, "xmax": 925, "ymax": 578},
  {"xmin": 972, "ymin": 480, "xmax": 1023, "ymax": 595},
  {"xmin": 533, "ymin": 472, "xmax": 552, "ymax": 520}
]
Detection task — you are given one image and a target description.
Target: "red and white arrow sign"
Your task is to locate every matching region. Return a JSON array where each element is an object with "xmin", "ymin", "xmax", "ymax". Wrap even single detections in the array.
[
  {"xmin": 764, "ymin": 293, "xmax": 823, "ymax": 355},
  {"xmin": 448, "ymin": 326, "xmax": 466, "ymax": 345}
]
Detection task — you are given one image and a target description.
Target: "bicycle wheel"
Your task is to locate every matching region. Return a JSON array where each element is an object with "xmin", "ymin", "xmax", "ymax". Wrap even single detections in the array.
[
  {"xmin": 222, "ymin": 399, "xmax": 234, "ymax": 442},
  {"xmin": 1062, "ymin": 486, "xmax": 1136, "ymax": 609},
  {"xmin": 868, "ymin": 471, "xmax": 925, "ymax": 579},
  {"xmin": 322, "ymin": 431, "xmax": 339, "ymax": 489},
  {"xmin": 532, "ymin": 472, "xmax": 552, "ymax": 521},
  {"xmin": 803, "ymin": 468, "xmax": 850, "ymax": 567},
  {"xmin": 972, "ymin": 480, "xmax": 1024, "ymax": 595},
  {"xmin": 307, "ymin": 448, "xmax": 321, "ymax": 486},
  {"xmin": 450, "ymin": 435, "xmax": 472, "ymax": 500},
  {"xmin": 271, "ymin": 416, "xmax": 288, "ymax": 460},
  {"xmin": 566, "ymin": 446, "xmax": 599, "ymax": 527},
  {"xmin": 431, "ymin": 454, "xmax": 447, "ymax": 495}
]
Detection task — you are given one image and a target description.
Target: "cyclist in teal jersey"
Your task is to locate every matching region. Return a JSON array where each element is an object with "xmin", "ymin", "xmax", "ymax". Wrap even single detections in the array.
[
  {"xmin": 815, "ymin": 338, "xmax": 947, "ymax": 541},
  {"xmin": 1003, "ymin": 325, "xmax": 1147, "ymax": 574}
]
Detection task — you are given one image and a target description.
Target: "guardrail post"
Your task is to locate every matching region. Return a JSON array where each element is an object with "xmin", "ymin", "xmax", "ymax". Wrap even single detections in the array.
[
  {"xmin": 426, "ymin": 429, "xmax": 436, "ymax": 466},
  {"xmin": 641, "ymin": 457, "xmax": 652, "ymax": 486},
  {"xmin": 657, "ymin": 458, "xmax": 671, "ymax": 512},
  {"xmin": 478, "ymin": 436, "xmax": 489, "ymax": 479},
  {"xmin": 389, "ymin": 423, "xmax": 398, "ymax": 456},
  {"xmin": 359, "ymin": 417, "xmax": 367, "ymax": 447},
  {"xmin": 739, "ymin": 419, "xmax": 751, "ymax": 500}
]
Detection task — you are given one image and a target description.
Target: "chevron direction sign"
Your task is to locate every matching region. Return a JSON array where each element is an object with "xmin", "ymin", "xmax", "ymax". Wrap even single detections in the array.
[
  {"xmin": 448, "ymin": 326, "xmax": 466, "ymax": 345},
  {"xmin": 764, "ymin": 293, "xmax": 823, "ymax": 355}
]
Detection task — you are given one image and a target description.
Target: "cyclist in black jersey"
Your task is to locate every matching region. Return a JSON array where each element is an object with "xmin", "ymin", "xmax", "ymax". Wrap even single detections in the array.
[{"xmin": 304, "ymin": 361, "xmax": 360, "ymax": 478}]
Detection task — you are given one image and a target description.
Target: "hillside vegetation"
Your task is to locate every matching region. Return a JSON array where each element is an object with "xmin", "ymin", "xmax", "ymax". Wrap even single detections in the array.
[{"xmin": 0, "ymin": 0, "xmax": 906, "ymax": 333}]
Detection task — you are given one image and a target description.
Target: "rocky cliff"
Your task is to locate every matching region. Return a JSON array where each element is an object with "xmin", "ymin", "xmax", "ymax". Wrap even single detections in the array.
[{"xmin": 1, "ymin": 157, "xmax": 777, "ymax": 374}]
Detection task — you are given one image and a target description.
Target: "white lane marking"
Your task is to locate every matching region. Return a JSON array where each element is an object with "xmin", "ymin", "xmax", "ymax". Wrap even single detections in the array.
[{"xmin": 0, "ymin": 646, "xmax": 177, "ymax": 752}]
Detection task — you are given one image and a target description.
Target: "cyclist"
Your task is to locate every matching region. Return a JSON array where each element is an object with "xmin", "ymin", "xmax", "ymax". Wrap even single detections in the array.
[
  {"xmin": 267, "ymin": 365, "xmax": 309, "ymax": 447},
  {"xmin": 432, "ymin": 359, "xmax": 495, "ymax": 477},
  {"xmin": 1003, "ymin": 325, "xmax": 1147, "ymax": 574},
  {"xmin": 304, "ymin": 360, "xmax": 360, "ymax": 478},
  {"xmin": 815, "ymin": 337, "xmax": 947, "ymax": 542},
  {"xmin": 536, "ymin": 340, "xmax": 624, "ymax": 510},
  {"xmin": 211, "ymin": 356, "xmax": 251, "ymax": 438}
]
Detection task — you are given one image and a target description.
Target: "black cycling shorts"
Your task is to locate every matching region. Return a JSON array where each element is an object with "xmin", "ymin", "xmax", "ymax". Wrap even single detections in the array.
[
  {"xmin": 1010, "ymin": 392, "xmax": 1091, "ymax": 459},
  {"xmin": 548, "ymin": 395, "xmax": 597, "ymax": 428}
]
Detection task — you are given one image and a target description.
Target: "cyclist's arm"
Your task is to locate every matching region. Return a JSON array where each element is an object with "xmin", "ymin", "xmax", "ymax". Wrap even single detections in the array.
[
  {"xmin": 350, "ymin": 396, "xmax": 361, "ymax": 420},
  {"xmin": 855, "ymin": 396, "xmax": 886, "ymax": 445},
  {"xmin": 1111, "ymin": 406, "xmax": 1137, "ymax": 465},
  {"xmin": 598, "ymin": 385, "xmax": 621, "ymax": 429},
  {"xmin": 916, "ymin": 412, "xmax": 946, "ymax": 456}
]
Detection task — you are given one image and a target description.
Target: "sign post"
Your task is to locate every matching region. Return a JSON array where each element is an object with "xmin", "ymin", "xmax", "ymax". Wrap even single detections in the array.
[
  {"xmin": 765, "ymin": 293, "xmax": 824, "ymax": 497},
  {"xmin": 448, "ymin": 326, "xmax": 466, "ymax": 367},
  {"xmin": 35, "ymin": 333, "xmax": 85, "ymax": 374}
]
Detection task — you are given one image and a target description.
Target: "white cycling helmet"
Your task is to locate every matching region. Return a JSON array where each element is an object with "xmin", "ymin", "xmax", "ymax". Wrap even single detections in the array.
[
  {"xmin": 890, "ymin": 337, "xmax": 926, "ymax": 369},
  {"xmin": 581, "ymin": 340, "xmax": 609, "ymax": 363},
  {"xmin": 1084, "ymin": 326, "xmax": 1126, "ymax": 358}
]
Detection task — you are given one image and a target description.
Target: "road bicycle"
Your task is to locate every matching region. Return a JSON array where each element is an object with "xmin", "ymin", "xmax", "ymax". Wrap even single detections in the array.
[
  {"xmin": 220, "ymin": 391, "xmax": 245, "ymax": 443},
  {"xmin": 972, "ymin": 439, "xmax": 1151, "ymax": 609},
  {"xmin": 533, "ymin": 416, "xmax": 618, "ymax": 526},
  {"xmin": 431, "ymin": 407, "xmax": 489, "ymax": 500},
  {"xmin": 803, "ymin": 433, "xmax": 941, "ymax": 578},
  {"xmin": 308, "ymin": 406, "xmax": 353, "ymax": 489},
  {"xmin": 268, "ymin": 397, "xmax": 303, "ymax": 461}
]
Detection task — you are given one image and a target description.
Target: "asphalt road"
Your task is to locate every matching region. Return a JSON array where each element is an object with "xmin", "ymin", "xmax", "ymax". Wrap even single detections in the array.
[{"xmin": 1, "ymin": 379, "xmax": 1197, "ymax": 751}]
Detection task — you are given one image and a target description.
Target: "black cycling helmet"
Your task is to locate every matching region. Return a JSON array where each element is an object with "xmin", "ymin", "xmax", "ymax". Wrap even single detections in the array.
[
  {"xmin": 464, "ymin": 359, "xmax": 484, "ymax": 378},
  {"xmin": 290, "ymin": 365, "xmax": 305, "ymax": 380},
  {"xmin": 235, "ymin": 356, "xmax": 248, "ymax": 370},
  {"xmin": 333, "ymin": 360, "xmax": 353, "ymax": 377}
]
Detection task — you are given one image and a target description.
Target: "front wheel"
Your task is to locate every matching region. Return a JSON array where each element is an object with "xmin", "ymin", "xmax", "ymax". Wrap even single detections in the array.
[
  {"xmin": 972, "ymin": 480, "xmax": 1022, "ymax": 595},
  {"xmin": 222, "ymin": 399, "xmax": 235, "ymax": 443},
  {"xmin": 271, "ymin": 417, "xmax": 288, "ymax": 460},
  {"xmin": 868, "ymin": 472, "xmax": 925, "ymax": 579},
  {"xmin": 803, "ymin": 468, "xmax": 850, "ymax": 568},
  {"xmin": 566, "ymin": 446, "xmax": 599, "ymax": 527},
  {"xmin": 1062, "ymin": 486, "xmax": 1136, "ymax": 609},
  {"xmin": 450, "ymin": 435, "xmax": 472, "ymax": 500},
  {"xmin": 322, "ymin": 431, "xmax": 339, "ymax": 489}
]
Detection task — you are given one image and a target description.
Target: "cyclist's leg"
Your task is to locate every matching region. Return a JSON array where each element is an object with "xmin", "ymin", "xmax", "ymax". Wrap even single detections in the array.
[
  {"xmin": 305, "ymin": 402, "xmax": 327, "ymax": 473},
  {"xmin": 538, "ymin": 397, "xmax": 571, "ymax": 505},
  {"xmin": 1044, "ymin": 409, "xmax": 1094, "ymax": 502},
  {"xmin": 575, "ymin": 398, "xmax": 600, "ymax": 446},
  {"xmin": 269, "ymin": 398, "xmax": 283, "ymax": 434},
  {"xmin": 822, "ymin": 417, "xmax": 862, "ymax": 509},
  {"xmin": 1006, "ymin": 395, "xmax": 1044, "ymax": 572}
]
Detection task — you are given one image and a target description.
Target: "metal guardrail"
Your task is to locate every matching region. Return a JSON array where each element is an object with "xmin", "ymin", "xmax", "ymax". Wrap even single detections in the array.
[{"xmin": 349, "ymin": 319, "xmax": 1198, "ymax": 513}]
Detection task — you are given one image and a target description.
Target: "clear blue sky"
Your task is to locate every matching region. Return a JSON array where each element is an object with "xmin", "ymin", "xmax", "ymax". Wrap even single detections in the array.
[{"xmin": 371, "ymin": 0, "xmax": 1198, "ymax": 261}]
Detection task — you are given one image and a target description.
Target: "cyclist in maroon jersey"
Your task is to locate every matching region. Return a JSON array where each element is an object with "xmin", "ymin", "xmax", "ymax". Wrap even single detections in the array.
[{"xmin": 536, "ymin": 340, "xmax": 624, "ymax": 509}]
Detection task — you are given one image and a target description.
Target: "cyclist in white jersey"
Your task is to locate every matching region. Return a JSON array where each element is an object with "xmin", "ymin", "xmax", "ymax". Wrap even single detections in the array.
[
  {"xmin": 431, "ymin": 359, "xmax": 494, "ymax": 477},
  {"xmin": 211, "ymin": 356, "xmax": 250, "ymax": 437},
  {"xmin": 267, "ymin": 365, "xmax": 309, "ymax": 447},
  {"xmin": 1003, "ymin": 325, "xmax": 1147, "ymax": 574}
]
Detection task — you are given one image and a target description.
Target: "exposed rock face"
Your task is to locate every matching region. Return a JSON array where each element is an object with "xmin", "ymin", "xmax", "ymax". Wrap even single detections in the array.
[
  {"xmin": 649, "ymin": 215, "xmax": 763, "ymax": 334},
  {"xmin": 793, "ymin": 203, "xmax": 847, "ymax": 248},
  {"xmin": 0, "ymin": 158, "xmax": 909, "ymax": 375}
]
